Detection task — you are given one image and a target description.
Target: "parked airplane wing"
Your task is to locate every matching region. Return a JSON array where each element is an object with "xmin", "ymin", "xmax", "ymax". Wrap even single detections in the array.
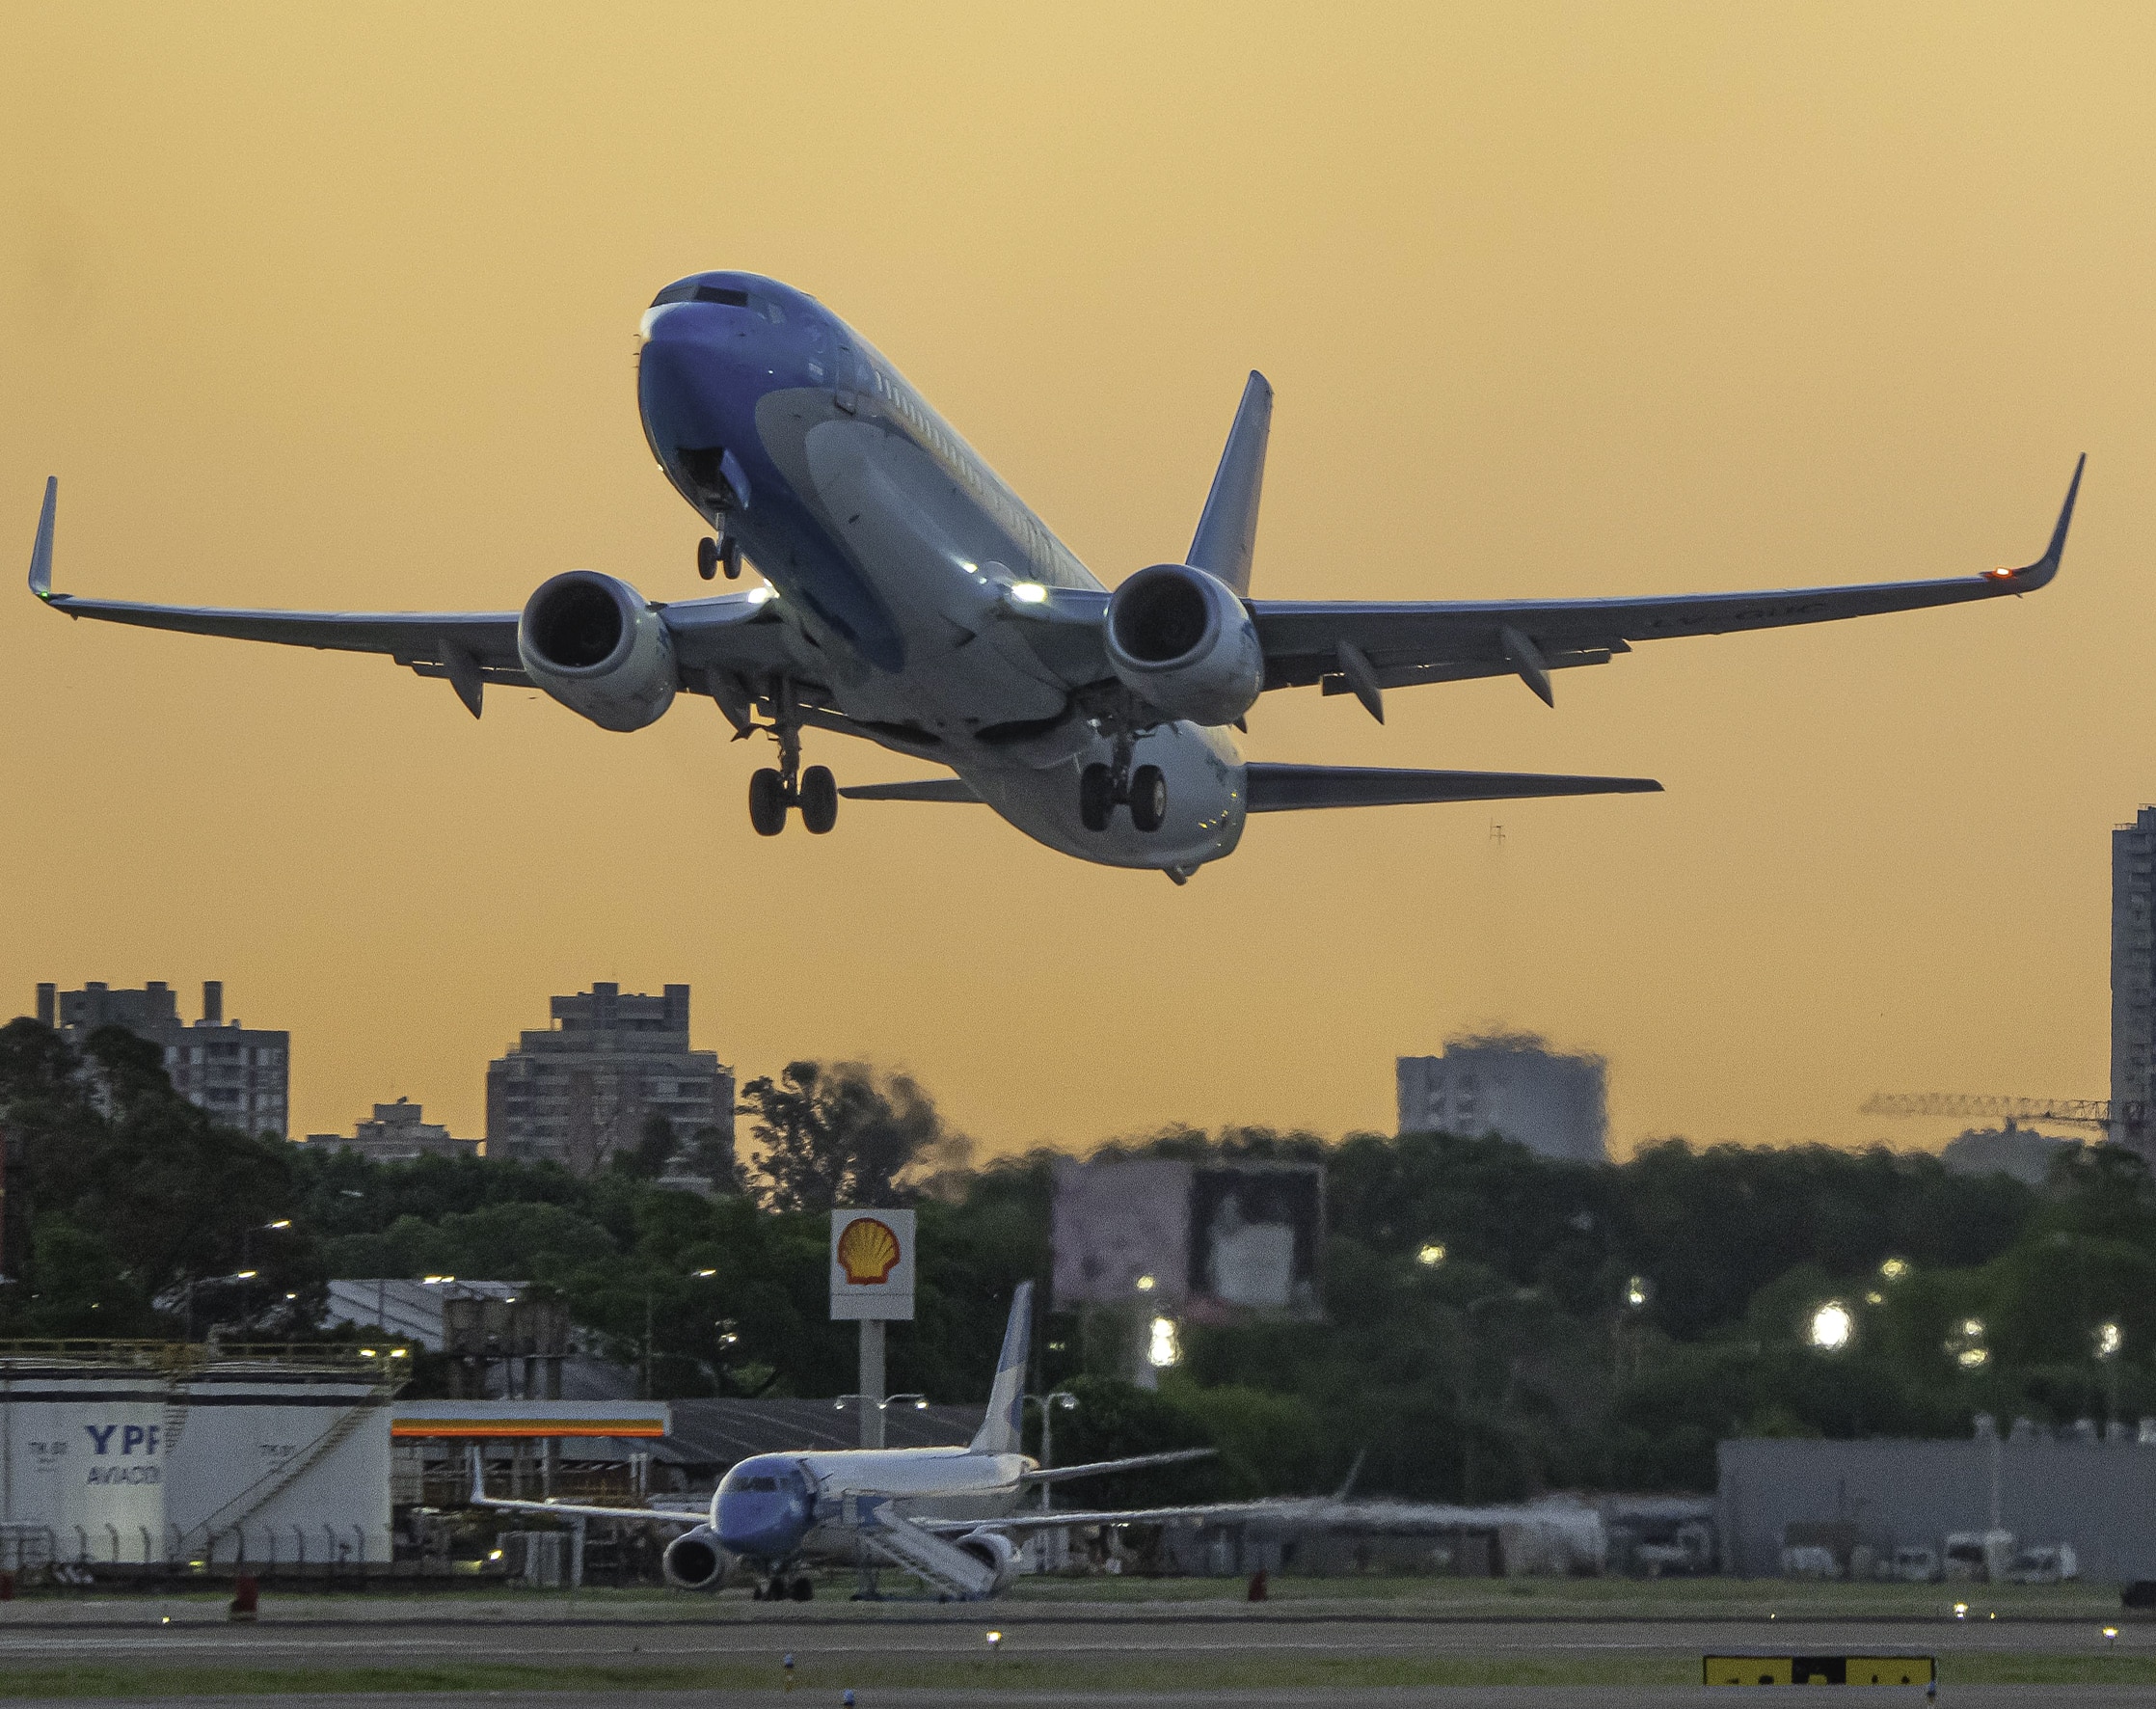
[
  {"xmin": 1021, "ymin": 1448, "xmax": 1217, "ymax": 1485},
  {"xmin": 471, "ymin": 1458, "xmax": 700, "ymax": 1526},
  {"xmin": 1252, "ymin": 456, "xmax": 2083, "ymax": 711},
  {"xmin": 1246, "ymin": 764, "xmax": 1659, "ymax": 810}
]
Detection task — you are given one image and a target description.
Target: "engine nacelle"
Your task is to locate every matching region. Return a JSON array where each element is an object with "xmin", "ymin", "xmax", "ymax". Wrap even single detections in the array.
[
  {"xmin": 955, "ymin": 1527, "xmax": 1021, "ymax": 1594},
  {"xmin": 1103, "ymin": 563, "xmax": 1263, "ymax": 727},
  {"xmin": 518, "ymin": 570, "xmax": 678, "ymax": 732},
  {"xmin": 662, "ymin": 1525, "xmax": 730, "ymax": 1590}
]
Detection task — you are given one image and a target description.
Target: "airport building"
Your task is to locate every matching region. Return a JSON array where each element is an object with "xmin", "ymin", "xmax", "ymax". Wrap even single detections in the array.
[
  {"xmin": 0, "ymin": 1344, "xmax": 392, "ymax": 1573},
  {"xmin": 303, "ymin": 1098, "xmax": 481, "ymax": 1164},
  {"xmin": 1719, "ymin": 1423, "xmax": 2156, "ymax": 1582},
  {"xmin": 485, "ymin": 983, "xmax": 734, "ymax": 1173},
  {"xmin": 1396, "ymin": 1034, "xmax": 1608, "ymax": 1163},
  {"xmin": 37, "ymin": 979, "xmax": 291, "ymax": 1140}
]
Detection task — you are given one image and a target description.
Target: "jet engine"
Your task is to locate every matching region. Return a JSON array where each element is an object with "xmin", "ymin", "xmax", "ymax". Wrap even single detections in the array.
[
  {"xmin": 661, "ymin": 1525, "xmax": 730, "ymax": 1590},
  {"xmin": 518, "ymin": 570, "xmax": 679, "ymax": 732},
  {"xmin": 955, "ymin": 1527, "xmax": 1021, "ymax": 1594},
  {"xmin": 1103, "ymin": 563, "xmax": 1263, "ymax": 727}
]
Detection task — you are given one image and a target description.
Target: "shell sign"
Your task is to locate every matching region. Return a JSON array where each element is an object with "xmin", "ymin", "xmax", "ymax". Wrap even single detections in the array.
[{"xmin": 830, "ymin": 1208, "xmax": 916, "ymax": 1320}]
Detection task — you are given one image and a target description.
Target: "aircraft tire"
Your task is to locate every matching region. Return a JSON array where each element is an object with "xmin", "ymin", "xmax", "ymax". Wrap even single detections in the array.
[
  {"xmin": 1078, "ymin": 763, "xmax": 1115, "ymax": 832},
  {"xmin": 748, "ymin": 769, "xmax": 790, "ymax": 836},
  {"xmin": 722, "ymin": 536, "xmax": 742, "ymax": 580},
  {"xmin": 791, "ymin": 1575, "xmax": 815, "ymax": 1601},
  {"xmin": 697, "ymin": 536, "xmax": 719, "ymax": 580},
  {"xmin": 1129, "ymin": 765, "xmax": 1167, "ymax": 833},
  {"xmin": 799, "ymin": 766, "xmax": 838, "ymax": 834}
]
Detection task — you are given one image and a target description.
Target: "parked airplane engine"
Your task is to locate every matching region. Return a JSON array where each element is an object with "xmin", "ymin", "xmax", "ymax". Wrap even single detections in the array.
[
  {"xmin": 1103, "ymin": 563, "xmax": 1263, "ymax": 728},
  {"xmin": 955, "ymin": 1527, "xmax": 1021, "ymax": 1593},
  {"xmin": 661, "ymin": 1525, "xmax": 730, "ymax": 1590},
  {"xmin": 518, "ymin": 570, "xmax": 678, "ymax": 732}
]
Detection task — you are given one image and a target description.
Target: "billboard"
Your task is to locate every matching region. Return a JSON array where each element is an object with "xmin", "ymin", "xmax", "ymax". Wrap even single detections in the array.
[
  {"xmin": 829, "ymin": 1207, "xmax": 916, "ymax": 1320},
  {"xmin": 1052, "ymin": 1159, "xmax": 1323, "ymax": 1320}
]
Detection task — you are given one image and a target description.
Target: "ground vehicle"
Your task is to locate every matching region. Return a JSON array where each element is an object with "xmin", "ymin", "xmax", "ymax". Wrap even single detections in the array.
[
  {"xmin": 1891, "ymin": 1544, "xmax": 1940, "ymax": 1583},
  {"xmin": 2004, "ymin": 1543, "xmax": 2078, "ymax": 1584},
  {"xmin": 1943, "ymin": 1530, "xmax": 2015, "ymax": 1582}
]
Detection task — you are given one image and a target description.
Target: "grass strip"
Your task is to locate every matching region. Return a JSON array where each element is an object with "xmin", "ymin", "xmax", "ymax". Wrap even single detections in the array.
[{"xmin": 5, "ymin": 1651, "xmax": 2156, "ymax": 1696}]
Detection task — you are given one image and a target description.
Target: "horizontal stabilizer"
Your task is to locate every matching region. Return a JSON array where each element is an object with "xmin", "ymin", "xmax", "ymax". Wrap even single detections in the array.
[
  {"xmin": 1246, "ymin": 763, "xmax": 1661, "ymax": 812},
  {"xmin": 839, "ymin": 777, "xmax": 983, "ymax": 803}
]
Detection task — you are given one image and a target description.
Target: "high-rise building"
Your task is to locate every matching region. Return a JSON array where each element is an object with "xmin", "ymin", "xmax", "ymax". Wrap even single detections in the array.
[
  {"xmin": 37, "ymin": 979, "xmax": 291, "ymax": 1139},
  {"xmin": 485, "ymin": 982, "xmax": 734, "ymax": 1173},
  {"xmin": 1396, "ymin": 1033, "xmax": 1608, "ymax": 1163},
  {"xmin": 2113, "ymin": 807, "xmax": 2156, "ymax": 1119}
]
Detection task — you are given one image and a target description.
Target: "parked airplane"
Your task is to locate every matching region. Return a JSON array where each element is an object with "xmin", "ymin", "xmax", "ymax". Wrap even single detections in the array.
[
  {"xmin": 473, "ymin": 1283, "xmax": 1225, "ymax": 1601},
  {"xmin": 26, "ymin": 270, "xmax": 2083, "ymax": 880}
]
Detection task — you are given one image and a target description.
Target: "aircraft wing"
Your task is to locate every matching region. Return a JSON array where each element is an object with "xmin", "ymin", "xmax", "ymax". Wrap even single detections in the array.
[
  {"xmin": 924, "ymin": 1498, "xmax": 1290, "ymax": 1536},
  {"xmin": 1253, "ymin": 457, "xmax": 2083, "ymax": 713},
  {"xmin": 1019, "ymin": 1448, "xmax": 1217, "ymax": 1485},
  {"xmin": 471, "ymin": 1461, "xmax": 700, "ymax": 1527},
  {"xmin": 24, "ymin": 477, "xmax": 795, "ymax": 718}
]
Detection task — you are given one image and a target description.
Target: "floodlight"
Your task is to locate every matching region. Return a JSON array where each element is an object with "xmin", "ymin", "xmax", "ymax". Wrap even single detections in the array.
[
  {"xmin": 1808, "ymin": 1302, "xmax": 1853, "ymax": 1351},
  {"xmin": 1417, "ymin": 1242, "xmax": 1446, "ymax": 1267},
  {"xmin": 1146, "ymin": 1316, "xmax": 1181, "ymax": 1369},
  {"xmin": 2097, "ymin": 1321, "xmax": 2124, "ymax": 1361}
]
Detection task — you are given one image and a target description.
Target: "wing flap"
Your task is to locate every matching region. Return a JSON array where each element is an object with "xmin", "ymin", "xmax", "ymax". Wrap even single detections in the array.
[{"xmin": 1246, "ymin": 763, "xmax": 1660, "ymax": 811}]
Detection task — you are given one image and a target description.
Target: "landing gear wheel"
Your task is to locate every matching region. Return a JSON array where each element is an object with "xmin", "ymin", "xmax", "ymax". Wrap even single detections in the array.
[
  {"xmin": 799, "ymin": 765, "xmax": 838, "ymax": 834},
  {"xmin": 748, "ymin": 768, "xmax": 789, "ymax": 836},
  {"xmin": 1129, "ymin": 765, "xmax": 1167, "ymax": 833},
  {"xmin": 790, "ymin": 1575, "xmax": 815, "ymax": 1601},
  {"xmin": 1079, "ymin": 763, "xmax": 1115, "ymax": 832},
  {"xmin": 721, "ymin": 536, "xmax": 742, "ymax": 580},
  {"xmin": 697, "ymin": 536, "xmax": 719, "ymax": 580}
]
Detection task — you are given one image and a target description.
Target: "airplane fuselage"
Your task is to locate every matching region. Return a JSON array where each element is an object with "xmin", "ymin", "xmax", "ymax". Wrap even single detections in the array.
[
  {"xmin": 712, "ymin": 1447, "xmax": 1032, "ymax": 1565},
  {"xmin": 635, "ymin": 271, "xmax": 1246, "ymax": 873}
]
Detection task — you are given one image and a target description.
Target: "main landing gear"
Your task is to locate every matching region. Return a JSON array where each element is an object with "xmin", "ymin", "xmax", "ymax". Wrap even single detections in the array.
[
  {"xmin": 748, "ymin": 718, "xmax": 837, "ymax": 836},
  {"xmin": 752, "ymin": 1572, "xmax": 815, "ymax": 1601},
  {"xmin": 1079, "ymin": 738, "xmax": 1166, "ymax": 835},
  {"xmin": 697, "ymin": 534, "xmax": 742, "ymax": 581}
]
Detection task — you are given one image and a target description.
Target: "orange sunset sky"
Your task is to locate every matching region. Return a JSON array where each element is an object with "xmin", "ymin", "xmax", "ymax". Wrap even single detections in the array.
[{"xmin": 4, "ymin": 6, "xmax": 2154, "ymax": 1159}]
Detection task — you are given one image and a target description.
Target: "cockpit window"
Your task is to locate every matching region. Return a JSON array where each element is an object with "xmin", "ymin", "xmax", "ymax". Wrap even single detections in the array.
[
  {"xmin": 720, "ymin": 1460, "xmax": 805, "ymax": 1495},
  {"xmin": 649, "ymin": 282, "xmax": 786, "ymax": 322}
]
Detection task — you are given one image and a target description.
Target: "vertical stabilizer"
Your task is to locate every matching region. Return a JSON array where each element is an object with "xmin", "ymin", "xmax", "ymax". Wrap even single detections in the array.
[
  {"xmin": 969, "ymin": 1282, "xmax": 1033, "ymax": 1455},
  {"xmin": 1186, "ymin": 372, "xmax": 1273, "ymax": 596}
]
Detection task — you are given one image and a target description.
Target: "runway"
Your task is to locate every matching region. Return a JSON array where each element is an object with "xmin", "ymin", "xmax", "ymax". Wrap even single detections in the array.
[{"xmin": 0, "ymin": 1602, "xmax": 2144, "ymax": 1667}]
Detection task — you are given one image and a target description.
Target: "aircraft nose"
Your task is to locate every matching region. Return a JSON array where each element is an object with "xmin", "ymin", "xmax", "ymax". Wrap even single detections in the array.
[{"xmin": 716, "ymin": 1492, "xmax": 807, "ymax": 1558}]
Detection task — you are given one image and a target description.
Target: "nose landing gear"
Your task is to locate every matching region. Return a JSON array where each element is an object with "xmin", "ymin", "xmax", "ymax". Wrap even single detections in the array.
[{"xmin": 696, "ymin": 534, "xmax": 742, "ymax": 581}]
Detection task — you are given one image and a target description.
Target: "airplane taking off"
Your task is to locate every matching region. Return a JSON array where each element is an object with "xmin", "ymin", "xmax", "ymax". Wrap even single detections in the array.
[
  {"xmin": 26, "ymin": 270, "xmax": 2083, "ymax": 881},
  {"xmin": 474, "ymin": 1283, "xmax": 1228, "ymax": 1601}
]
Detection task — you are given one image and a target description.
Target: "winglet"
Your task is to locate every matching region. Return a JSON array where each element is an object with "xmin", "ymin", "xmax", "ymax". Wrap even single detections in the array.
[
  {"xmin": 1992, "ymin": 454, "xmax": 2084, "ymax": 589},
  {"xmin": 28, "ymin": 477, "xmax": 56, "ymax": 601}
]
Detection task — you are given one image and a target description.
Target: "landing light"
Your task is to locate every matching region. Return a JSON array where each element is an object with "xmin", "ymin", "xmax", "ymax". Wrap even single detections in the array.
[
  {"xmin": 747, "ymin": 584, "xmax": 775, "ymax": 604},
  {"xmin": 1011, "ymin": 583, "xmax": 1048, "ymax": 604}
]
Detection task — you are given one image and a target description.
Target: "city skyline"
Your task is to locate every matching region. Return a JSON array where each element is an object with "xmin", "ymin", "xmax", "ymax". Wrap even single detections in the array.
[{"xmin": 4, "ymin": 9, "xmax": 2151, "ymax": 1157}]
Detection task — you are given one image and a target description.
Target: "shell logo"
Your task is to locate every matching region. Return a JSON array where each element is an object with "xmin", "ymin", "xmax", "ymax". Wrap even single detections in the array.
[{"xmin": 836, "ymin": 1216, "xmax": 903, "ymax": 1286}]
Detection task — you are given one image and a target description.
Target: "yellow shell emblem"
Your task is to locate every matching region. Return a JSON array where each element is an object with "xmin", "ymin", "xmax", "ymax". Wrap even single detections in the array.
[{"xmin": 837, "ymin": 1216, "xmax": 902, "ymax": 1286}]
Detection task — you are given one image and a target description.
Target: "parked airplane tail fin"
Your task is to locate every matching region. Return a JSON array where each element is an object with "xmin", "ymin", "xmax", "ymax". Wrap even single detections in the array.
[
  {"xmin": 1186, "ymin": 372, "xmax": 1272, "ymax": 596},
  {"xmin": 969, "ymin": 1282, "xmax": 1034, "ymax": 1456}
]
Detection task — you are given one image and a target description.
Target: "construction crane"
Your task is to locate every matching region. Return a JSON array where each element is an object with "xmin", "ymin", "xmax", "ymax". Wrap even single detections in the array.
[{"xmin": 1862, "ymin": 1093, "xmax": 2149, "ymax": 1153}]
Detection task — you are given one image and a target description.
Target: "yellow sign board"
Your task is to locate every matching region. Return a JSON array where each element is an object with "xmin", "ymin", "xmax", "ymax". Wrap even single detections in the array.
[{"xmin": 1706, "ymin": 1655, "xmax": 1934, "ymax": 1686}]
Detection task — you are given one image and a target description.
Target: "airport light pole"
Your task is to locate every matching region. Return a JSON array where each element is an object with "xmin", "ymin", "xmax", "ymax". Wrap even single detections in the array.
[{"xmin": 1023, "ymin": 1391, "xmax": 1079, "ymax": 1510}]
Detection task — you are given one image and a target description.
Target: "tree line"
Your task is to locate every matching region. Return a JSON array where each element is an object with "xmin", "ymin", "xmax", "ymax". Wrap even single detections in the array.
[{"xmin": 3, "ymin": 1015, "xmax": 2150, "ymax": 1496}]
